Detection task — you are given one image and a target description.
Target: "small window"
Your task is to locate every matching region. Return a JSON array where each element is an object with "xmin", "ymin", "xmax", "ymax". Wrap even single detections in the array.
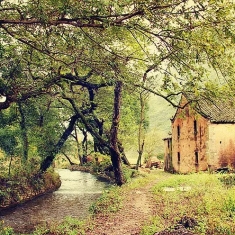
[
  {"xmin": 177, "ymin": 152, "xmax": 180, "ymax": 164},
  {"xmin": 194, "ymin": 120, "xmax": 197, "ymax": 135},
  {"xmin": 185, "ymin": 107, "xmax": 189, "ymax": 117},
  {"xmin": 195, "ymin": 151, "xmax": 199, "ymax": 165},
  {"xmin": 177, "ymin": 125, "xmax": 180, "ymax": 139}
]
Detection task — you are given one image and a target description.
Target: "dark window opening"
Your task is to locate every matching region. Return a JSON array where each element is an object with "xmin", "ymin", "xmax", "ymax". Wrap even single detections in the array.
[
  {"xmin": 195, "ymin": 151, "xmax": 199, "ymax": 165},
  {"xmin": 194, "ymin": 120, "xmax": 197, "ymax": 135},
  {"xmin": 177, "ymin": 125, "xmax": 180, "ymax": 140},
  {"xmin": 177, "ymin": 152, "xmax": 180, "ymax": 164},
  {"xmin": 185, "ymin": 107, "xmax": 189, "ymax": 117}
]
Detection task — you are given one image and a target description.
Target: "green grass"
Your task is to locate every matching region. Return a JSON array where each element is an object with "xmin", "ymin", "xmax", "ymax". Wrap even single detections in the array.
[
  {"xmin": 0, "ymin": 221, "xmax": 14, "ymax": 235},
  {"xmin": 2, "ymin": 170, "xmax": 235, "ymax": 235},
  {"xmin": 141, "ymin": 172, "xmax": 235, "ymax": 235},
  {"xmin": 89, "ymin": 185, "xmax": 123, "ymax": 215},
  {"xmin": 32, "ymin": 216, "xmax": 87, "ymax": 235}
]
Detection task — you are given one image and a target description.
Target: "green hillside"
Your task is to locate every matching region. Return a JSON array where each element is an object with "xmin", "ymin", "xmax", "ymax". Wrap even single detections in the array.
[
  {"xmin": 147, "ymin": 95, "xmax": 176, "ymax": 156},
  {"xmin": 126, "ymin": 95, "xmax": 176, "ymax": 164},
  {"xmin": 148, "ymin": 95, "xmax": 176, "ymax": 134}
]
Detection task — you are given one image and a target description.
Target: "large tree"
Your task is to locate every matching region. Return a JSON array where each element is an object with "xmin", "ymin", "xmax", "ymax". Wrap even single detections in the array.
[
  {"xmin": 1, "ymin": 0, "xmax": 235, "ymax": 184},
  {"xmin": 1, "ymin": 1, "xmax": 235, "ymax": 109}
]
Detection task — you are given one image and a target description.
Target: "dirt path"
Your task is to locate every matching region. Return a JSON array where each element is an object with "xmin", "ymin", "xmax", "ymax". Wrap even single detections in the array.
[
  {"xmin": 84, "ymin": 171, "xmax": 197, "ymax": 235},
  {"xmin": 85, "ymin": 177, "xmax": 158, "ymax": 235}
]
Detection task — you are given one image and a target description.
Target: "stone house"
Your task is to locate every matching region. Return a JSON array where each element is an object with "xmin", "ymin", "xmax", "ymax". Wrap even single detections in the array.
[{"xmin": 164, "ymin": 93, "xmax": 235, "ymax": 173}]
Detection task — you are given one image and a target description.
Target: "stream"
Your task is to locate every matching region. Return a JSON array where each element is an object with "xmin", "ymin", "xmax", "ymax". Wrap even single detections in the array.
[{"xmin": 0, "ymin": 169, "xmax": 110, "ymax": 233}]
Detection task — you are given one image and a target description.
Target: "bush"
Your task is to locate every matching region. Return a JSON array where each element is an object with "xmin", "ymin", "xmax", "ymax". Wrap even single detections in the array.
[
  {"xmin": 91, "ymin": 153, "xmax": 112, "ymax": 173},
  {"xmin": 122, "ymin": 165, "xmax": 139, "ymax": 182},
  {"xmin": 219, "ymin": 174, "xmax": 235, "ymax": 187}
]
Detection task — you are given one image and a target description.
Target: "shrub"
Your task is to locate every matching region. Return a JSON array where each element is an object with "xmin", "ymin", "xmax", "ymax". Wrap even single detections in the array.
[
  {"xmin": 219, "ymin": 174, "xmax": 235, "ymax": 187},
  {"xmin": 122, "ymin": 165, "xmax": 139, "ymax": 182},
  {"xmin": 91, "ymin": 154, "xmax": 112, "ymax": 173}
]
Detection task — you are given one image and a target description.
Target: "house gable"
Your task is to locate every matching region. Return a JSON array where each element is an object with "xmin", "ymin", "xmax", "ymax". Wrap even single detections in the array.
[{"xmin": 170, "ymin": 95, "xmax": 209, "ymax": 173}]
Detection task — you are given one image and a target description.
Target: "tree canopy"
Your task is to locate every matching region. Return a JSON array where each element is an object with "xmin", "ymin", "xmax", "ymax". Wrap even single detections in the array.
[
  {"xmin": 1, "ymin": 0, "xmax": 235, "ymax": 104},
  {"xmin": 1, "ymin": 0, "xmax": 235, "ymax": 184}
]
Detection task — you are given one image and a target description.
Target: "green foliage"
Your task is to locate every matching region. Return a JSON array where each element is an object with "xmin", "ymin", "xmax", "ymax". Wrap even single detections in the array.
[
  {"xmin": 219, "ymin": 174, "xmax": 235, "ymax": 187},
  {"xmin": 24, "ymin": 97, "xmax": 66, "ymax": 159},
  {"xmin": 157, "ymin": 153, "xmax": 164, "ymax": 160},
  {"xmin": 0, "ymin": 130, "xmax": 18, "ymax": 156},
  {"xmin": 122, "ymin": 165, "xmax": 139, "ymax": 182},
  {"xmin": 142, "ymin": 172, "xmax": 235, "ymax": 235},
  {"xmin": 0, "ymin": 106, "xmax": 19, "ymax": 157},
  {"xmin": 91, "ymin": 153, "xmax": 112, "ymax": 173},
  {"xmin": 56, "ymin": 217, "xmax": 86, "ymax": 235},
  {"xmin": 223, "ymin": 192, "xmax": 235, "ymax": 215},
  {"xmin": 140, "ymin": 216, "xmax": 164, "ymax": 235},
  {"xmin": 33, "ymin": 217, "xmax": 86, "ymax": 235},
  {"xmin": 0, "ymin": 106, "xmax": 17, "ymax": 128},
  {"xmin": 89, "ymin": 186, "xmax": 123, "ymax": 215},
  {"xmin": 0, "ymin": 221, "xmax": 14, "ymax": 235}
]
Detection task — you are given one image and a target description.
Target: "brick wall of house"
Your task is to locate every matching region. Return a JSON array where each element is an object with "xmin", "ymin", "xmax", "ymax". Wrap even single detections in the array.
[
  {"xmin": 171, "ymin": 97, "xmax": 209, "ymax": 173},
  {"xmin": 207, "ymin": 123, "xmax": 235, "ymax": 170}
]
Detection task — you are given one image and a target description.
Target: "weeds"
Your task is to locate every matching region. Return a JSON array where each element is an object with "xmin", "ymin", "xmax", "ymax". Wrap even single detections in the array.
[
  {"xmin": 89, "ymin": 186, "xmax": 123, "ymax": 214},
  {"xmin": 142, "ymin": 172, "xmax": 235, "ymax": 235},
  {"xmin": 0, "ymin": 168, "xmax": 60, "ymax": 209},
  {"xmin": 140, "ymin": 216, "xmax": 164, "ymax": 235},
  {"xmin": 219, "ymin": 174, "xmax": 235, "ymax": 187},
  {"xmin": 32, "ymin": 216, "xmax": 87, "ymax": 235},
  {"xmin": 0, "ymin": 221, "xmax": 14, "ymax": 235}
]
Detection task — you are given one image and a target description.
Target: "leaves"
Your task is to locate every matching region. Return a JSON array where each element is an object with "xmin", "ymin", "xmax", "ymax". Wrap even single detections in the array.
[{"xmin": 0, "ymin": 0, "xmax": 235, "ymax": 175}]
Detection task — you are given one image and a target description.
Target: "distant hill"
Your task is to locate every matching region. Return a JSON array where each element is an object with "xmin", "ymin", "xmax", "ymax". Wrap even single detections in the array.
[
  {"xmin": 148, "ymin": 95, "xmax": 176, "ymax": 134},
  {"xmin": 126, "ymin": 94, "xmax": 176, "ymax": 164},
  {"xmin": 147, "ymin": 95, "xmax": 176, "ymax": 155}
]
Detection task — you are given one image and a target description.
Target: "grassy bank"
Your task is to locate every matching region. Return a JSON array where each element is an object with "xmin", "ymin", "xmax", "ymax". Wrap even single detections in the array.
[
  {"xmin": 0, "ymin": 168, "xmax": 61, "ymax": 211},
  {"xmin": 1, "ymin": 170, "xmax": 235, "ymax": 235},
  {"xmin": 141, "ymin": 171, "xmax": 235, "ymax": 235}
]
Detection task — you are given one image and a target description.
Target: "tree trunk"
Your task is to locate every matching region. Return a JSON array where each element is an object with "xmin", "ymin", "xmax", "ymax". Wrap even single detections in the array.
[
  {"xmin": 74, "ymin": 126, "xmax": 83, "ymax": 165},
  {"xmin": 62, "ymin": 151, "xmax": 76, "ymax": 165},
  {"xmin": 81, "ymin": 128, "xmax": 88, "ymax": 162},
  {"xmin": 40, "ymin": 114, "xmax": 79, "ymax": 172},
  {"xmin": 8, "ymin": 155, "xmax": 13, "ymax": 176},
  {"xmin": 136, "ymin": 90, "xmax": 148, "ymax": 170},
  {"xmin": 65, "ymin": 93, "xmax": 126, "ymax": 185},
  {"xmin": 109, "ymin": 81, "xmax": 125, "ymax": 186},
  {"xmin": 118, "ymin": 141, "xmax": 130, "ymax": 165},
  {"xmin": 18, "ymin": 102, "xmax": 28, "ymax": 163},
  {"xmin": 136, "ymin": 140, "xmax": 144, "ymax": 170}
]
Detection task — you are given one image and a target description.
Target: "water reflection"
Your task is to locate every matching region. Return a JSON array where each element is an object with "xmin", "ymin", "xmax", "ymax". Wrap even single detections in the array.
[{"xmin": 0, "ymin": 169, "xmax": 109, "ymax": 233}]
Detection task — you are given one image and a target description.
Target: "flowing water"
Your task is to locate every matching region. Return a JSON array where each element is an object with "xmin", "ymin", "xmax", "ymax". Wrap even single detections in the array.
[{"xmin": 0, "ymin": 169, "xmax": 110, "ymax": 233}]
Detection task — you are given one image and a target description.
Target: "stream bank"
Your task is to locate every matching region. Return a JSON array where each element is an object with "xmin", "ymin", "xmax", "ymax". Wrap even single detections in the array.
[
  {"xmin": 0, "ymin": 169, "xmax": 110, "ymax": 233},
  {"xmin": 0, "ymin": 169, "xmax": 61, "ymax": 211}
]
